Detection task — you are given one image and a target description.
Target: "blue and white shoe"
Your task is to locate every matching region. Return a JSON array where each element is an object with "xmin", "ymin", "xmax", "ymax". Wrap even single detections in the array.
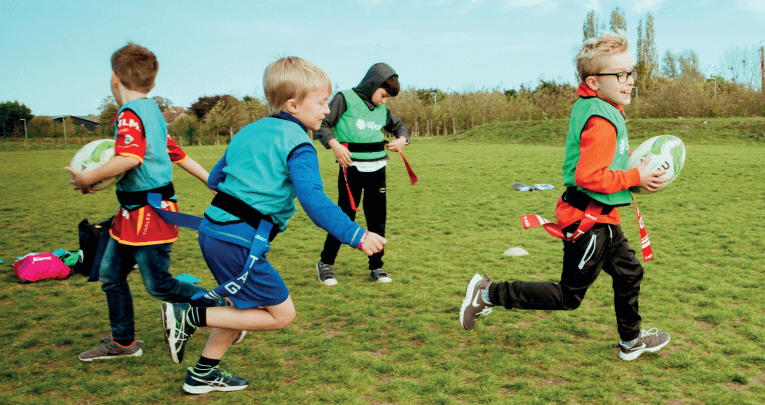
[
  {"xmin": 183, "ymin": 366, "xmax": 249, "ymax": 395},
  {"xmin": 161, "ymin": 302, "xmax": 197, "ymax": 364}
]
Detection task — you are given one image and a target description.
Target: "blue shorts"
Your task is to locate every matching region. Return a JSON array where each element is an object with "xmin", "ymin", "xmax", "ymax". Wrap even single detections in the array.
[{"xmin": 198, "ymin": 232, "xmax": 289, "ymax": 309}]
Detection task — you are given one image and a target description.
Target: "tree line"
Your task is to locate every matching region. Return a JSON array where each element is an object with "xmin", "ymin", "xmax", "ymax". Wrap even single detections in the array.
[{"xmin": 3, "ymin": 7, "xmax": 763, "ymax": 143}]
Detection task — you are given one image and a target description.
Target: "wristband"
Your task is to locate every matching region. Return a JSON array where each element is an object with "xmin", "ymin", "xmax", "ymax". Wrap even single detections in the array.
[{"xmin": 357, "ymin": 231, "xmax": 368, "ymax": 250}]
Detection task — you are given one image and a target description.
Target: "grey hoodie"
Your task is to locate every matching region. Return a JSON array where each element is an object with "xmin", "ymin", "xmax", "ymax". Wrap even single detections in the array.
[{"xmin": 316, "ymin": 63, "xmax": 409, "ymax": 153}]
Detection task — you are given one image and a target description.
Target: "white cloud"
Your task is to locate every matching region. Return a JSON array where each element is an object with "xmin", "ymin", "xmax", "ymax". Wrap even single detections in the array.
[
  {"xmin": 503, "ymin": 0, "xmax": 558, "ymax": 12},
  {"xmin": 582, "ymin": 0, "xmax": 600, "ymax": 12},
  {"xmin": 632, "ymin": 0, "xmax": 665, "ymax": 13},
  {"xmin": 740, "ymin": 0, "xmax": 765, "ymax": 13}
]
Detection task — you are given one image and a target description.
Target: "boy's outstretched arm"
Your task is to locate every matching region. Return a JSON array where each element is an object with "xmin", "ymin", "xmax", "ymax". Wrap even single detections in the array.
[
  {"xmin": 177, "ymin": 157, "xmax": 215, "ymax": 194},
  {"xmin": 65, "ymin": 155, "xmax": 139, "ymax": 193},
  {"xmin": 288, "ymin": 144, "xmax": 386, "ymax": 255}
]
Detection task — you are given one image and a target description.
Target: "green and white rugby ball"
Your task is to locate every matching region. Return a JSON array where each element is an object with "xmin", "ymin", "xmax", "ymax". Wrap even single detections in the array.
[
  {"xmin": 69, "ymin": 139, "xmax": 123, "ymax": 191},
  {"xmin": 628, "ymin": 135, "xmax": 686, "ymax": 194}
]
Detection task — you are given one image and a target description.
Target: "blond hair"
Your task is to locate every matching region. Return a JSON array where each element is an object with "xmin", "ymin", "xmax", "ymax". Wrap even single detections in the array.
[
  {"xmin": 574, "ymin": 30, "xmax": 630, "ymax": 83},
  {"xmin": 111, "ymin": 42, "xmax": 158, "ymax": 93},
  {"xmin": 263, "ymin": 57, "xmax": 331, "ymax": 115}
]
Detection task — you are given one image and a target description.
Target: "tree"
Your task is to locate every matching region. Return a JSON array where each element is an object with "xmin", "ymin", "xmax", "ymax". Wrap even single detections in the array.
[
  {"xmin": 152, "ymin": 96, "xmax": 173, "ymax": 112},
  {"xmin": 719, "ymin": 44, "xmax": 760, "ymax": 89},
  {"xmin": 27, "ymin": 116, "xmax": 54, "ymax": 138},
  {"xmin": 609, "ymin": 7, "xmax": 626, "ymax": 32},
  {"xmin": 678, "ymin": 49, "xmax": 704, "ymax": 81},
  {"xmin": 97, "ymin": 95, "xmax": 119, "ymax": 138},
  {"xmin": 635, "ymin": 12, "xmax": 657, "ymax": 87},
  {"xmin": 661, "ymin": 50, "xmax": 679, "ymax": 79},
  {"xmin": 0, "ymin": 100, "xmax": 33, "ymax": 138},
  {"xmin": 583, "ymin": 10, "xmax": 602, "ymax": 40},
  {"xmin": 189, "ymin": 95, "xmax": 233, "ymax": 120}
]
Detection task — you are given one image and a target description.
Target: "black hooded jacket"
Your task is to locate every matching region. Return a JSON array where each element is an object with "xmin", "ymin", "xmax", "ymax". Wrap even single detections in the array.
[{"xmin": 316, "ymin": 63, "xmax": 409, "ymax": 152}]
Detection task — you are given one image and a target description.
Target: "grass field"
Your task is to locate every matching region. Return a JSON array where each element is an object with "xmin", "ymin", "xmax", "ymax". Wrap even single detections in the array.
[{"xmin": 1, "ymin": 123, "xmax": 764, "ymax": 404}]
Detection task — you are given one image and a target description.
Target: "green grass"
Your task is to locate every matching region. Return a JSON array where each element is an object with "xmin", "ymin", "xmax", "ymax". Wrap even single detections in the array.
[
  {"xmin": 0, "ymin": 121, "xmax": 764, "ymax": 404},
  {"xmin": 448, "ymin": 116, "xmax": 765, "ymax": 145}
]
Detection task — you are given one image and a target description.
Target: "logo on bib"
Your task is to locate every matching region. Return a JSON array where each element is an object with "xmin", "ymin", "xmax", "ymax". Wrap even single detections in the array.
[
  {"xmin": 619, "ymin": 138, "xmax": 629, "ymax": 155},
  {"xmin": 356, "ymin": 119, "xmax": 382, "ymax": 131}
]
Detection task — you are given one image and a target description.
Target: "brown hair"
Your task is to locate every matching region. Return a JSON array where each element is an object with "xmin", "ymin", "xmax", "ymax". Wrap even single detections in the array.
[
  {"xmin": 263, "ymin": 56, "xmax": 331, "ymax": 115},
  {"xmin": 110, "ymin": 42, "xmax": 158, "ymax": 93},
  {"xmin": 574, "ymin": 30, "xmax": 629, "ymax": 83}
]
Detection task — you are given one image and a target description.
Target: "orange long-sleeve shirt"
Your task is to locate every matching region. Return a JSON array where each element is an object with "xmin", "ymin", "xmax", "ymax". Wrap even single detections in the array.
[{"xmin": 555, "ymin": 84, "xmax": 641, "ymax": 229}]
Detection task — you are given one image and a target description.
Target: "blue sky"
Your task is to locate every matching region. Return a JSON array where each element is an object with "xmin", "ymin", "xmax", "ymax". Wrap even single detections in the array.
[{"xmin": 1, "ymin": 0, "xmax": 763, "ymax": 116}]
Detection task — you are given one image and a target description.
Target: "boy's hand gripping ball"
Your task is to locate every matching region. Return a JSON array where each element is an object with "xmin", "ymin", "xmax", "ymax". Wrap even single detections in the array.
[
  {"xmin": 68, "ymin": 139, "xmax": 124, "ymax": 191},
  {"xmin": 628, "ymin": 135, "xmax": 686, "ymax": 194}
]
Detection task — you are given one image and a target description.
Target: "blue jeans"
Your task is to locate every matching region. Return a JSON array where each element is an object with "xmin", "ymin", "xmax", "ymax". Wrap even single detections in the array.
[{"xmin": 99, "ymin": 237, "xmax": 224, "ymax": 342}]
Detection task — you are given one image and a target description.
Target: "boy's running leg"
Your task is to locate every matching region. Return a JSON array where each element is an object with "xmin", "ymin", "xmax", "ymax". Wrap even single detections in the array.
[
  {"xmin": 183, "ymin": 328, "xmax": 248, "ymax": 394},
  {"xmin": 602, "ymin": 225, "xmax": 671, "ymax": 360},
  {"xmin": 81, "ymin": 238, "xmax": 140, "ymax": 360},
  {"xmin": 135, "ymin": 243, "xmax": 224, "ymax": 307}
]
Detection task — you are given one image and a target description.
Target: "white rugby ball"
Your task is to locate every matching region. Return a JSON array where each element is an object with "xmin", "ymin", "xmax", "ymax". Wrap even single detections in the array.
[
  {"xmin": 628, "ymin": 135, "xmax": 686, "ymax": 194},
  {"xmin": 69, "ymin": 139, "xmax": 123, "ymax": 191}
]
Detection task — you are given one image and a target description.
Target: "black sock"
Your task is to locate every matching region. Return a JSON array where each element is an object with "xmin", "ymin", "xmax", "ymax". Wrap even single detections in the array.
[
  {"xmin": 193, "ymin": 356, "xmax": 220, "ymax": 375},
  {"xmin": 188, "ymin": 307, "xmax": 207, "ymax": 328}
]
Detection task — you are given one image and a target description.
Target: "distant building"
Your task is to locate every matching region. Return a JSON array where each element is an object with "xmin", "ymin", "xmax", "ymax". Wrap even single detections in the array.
[
  {"xmin": 163, "ymin": 106, "xmax": 186, "ymax": 124},
  {"xmin": 51, "ymin": 115, "xmax": 100, "ymax": 132}
]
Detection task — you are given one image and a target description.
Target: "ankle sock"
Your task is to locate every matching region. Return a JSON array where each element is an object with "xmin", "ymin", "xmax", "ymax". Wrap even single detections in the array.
[
  {"xmin": 192, "ymin": 356, "xmax": 220, "ymax": 375},
  {"xmin": 620, "ymin": 337, "xmax": 638, "ymax": 348},
  {"xmin": 481, "ymin": 288, "xmax": 492, "ymax": 305},
  {"xmin": 187, "ymin": 307, "xmax": 207, "ymax": 328}
]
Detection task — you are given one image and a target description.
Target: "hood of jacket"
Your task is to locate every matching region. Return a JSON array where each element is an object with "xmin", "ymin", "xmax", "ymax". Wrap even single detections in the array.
[{"xmin": 352, "ymin": 63, "xmax": 397, "ymax": 104}]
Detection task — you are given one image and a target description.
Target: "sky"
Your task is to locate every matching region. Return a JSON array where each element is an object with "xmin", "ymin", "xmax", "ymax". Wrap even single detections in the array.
[{"xmin": 1, "ymin": 0, "xmax": 763, "ymax": 117}]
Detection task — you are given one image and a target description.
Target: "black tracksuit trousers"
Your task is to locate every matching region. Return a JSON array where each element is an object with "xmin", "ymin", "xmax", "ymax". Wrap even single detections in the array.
[
  {"xmin": 320, "ymin": 165, "xmax": 386, "ymax": 270},
  {"xmin": 488, "ymin": 223, "xmax": 643, "ymax": 341}
]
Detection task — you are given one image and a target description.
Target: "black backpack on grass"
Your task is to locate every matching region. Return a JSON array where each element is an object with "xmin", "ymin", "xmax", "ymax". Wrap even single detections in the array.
[{"xmin": 73, "ymin": 217, "xmax": 113, "ymax": 282}]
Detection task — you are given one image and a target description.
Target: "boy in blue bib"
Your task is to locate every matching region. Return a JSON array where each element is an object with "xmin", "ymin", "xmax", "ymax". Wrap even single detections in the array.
[
  {"xmin": 160, "ymin": 57, "xmax": 386, "ymax": 395},
  {"xmin": 66, "ymin": 42, "xmax": 223, "ymax": 362}
]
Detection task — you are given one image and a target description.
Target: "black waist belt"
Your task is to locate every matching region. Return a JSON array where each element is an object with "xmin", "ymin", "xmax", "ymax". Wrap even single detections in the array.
[
  {"xmin": 562, "ymin": 186, "xmax": 629, "ymax": 216},
  {"xmin": 345, "ymin": 141, "xmax": 386, "ymax": 152},
  {"xmin": 210, "ymin": 191, "xmax": 279, "ymax": 241},
  {"xmin": 116, "ymin": 183, "xmax": 175, "ymax": 208}
]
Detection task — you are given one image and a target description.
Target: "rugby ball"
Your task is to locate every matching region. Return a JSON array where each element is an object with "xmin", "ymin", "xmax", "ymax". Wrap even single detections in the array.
[
  {"xmin": 69, "ymin": 139, "xmax": 123, "ymax": 191},
  {"xmin": 628, "ymin": 135, "xmax": 686, "ymax": 194}
]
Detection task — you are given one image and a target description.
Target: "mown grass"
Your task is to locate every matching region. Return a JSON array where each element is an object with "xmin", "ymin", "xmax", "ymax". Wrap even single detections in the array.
[{"xmin": 0, "ymin": 120, "xmax": 764, "ymax": 404}]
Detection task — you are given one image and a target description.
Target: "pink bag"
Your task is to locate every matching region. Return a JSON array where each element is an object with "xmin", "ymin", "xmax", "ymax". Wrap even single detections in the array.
[{"xmin": 13, "ymin": 253, "xmax": 71, "ymax": 283}]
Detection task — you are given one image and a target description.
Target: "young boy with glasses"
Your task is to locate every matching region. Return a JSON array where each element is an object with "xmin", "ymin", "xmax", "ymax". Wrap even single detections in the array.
[{"xmin": 459, "ymin": 31, "xmax": 671, "ymax": 361}]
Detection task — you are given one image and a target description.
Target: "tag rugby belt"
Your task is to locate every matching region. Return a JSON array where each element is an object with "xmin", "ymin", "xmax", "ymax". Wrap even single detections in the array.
[
  {"xmin": 519, "ymin": 186, "xmax": 654, "ymax": 262},
  {"xmin": 340, "ymin": 141, "xmax": 418, "ymax": 212},
  {"xmin": 144, "ymin": 190, "xmax": 276, "ymax": 301},
  {"xmin": 116, "ymin": 182, "xmax": 175, "ymax": 210}
]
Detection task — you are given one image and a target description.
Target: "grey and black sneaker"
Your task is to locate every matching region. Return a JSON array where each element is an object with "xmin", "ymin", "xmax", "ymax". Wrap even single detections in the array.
[
  {"xmin": 370, "ymin": 268, "xmax": 392, "ymax": 283},
  {"xmin": 618, "ymin": 328, "xmax": 671, "ymax": 361},
  {"xmin": 183, "ymin": 366, "xmax": 249, "ymax": 395},
  {"xmin": 459, "ymin": 273, "xmax": 494, "ymax": 330},
  {"xmin": 79, "ymin": 336, "xmax": 143, "ymax": 362},
  {"xmin": 161, "ymin": 302, "xmax": 197, "ymax": 364},
  {"xmin": 316, "ymin": 261, "xmax": 337, "ymax": 286}
]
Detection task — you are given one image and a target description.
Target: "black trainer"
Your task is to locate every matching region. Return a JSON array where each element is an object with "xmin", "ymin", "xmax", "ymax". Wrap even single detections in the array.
[
  {"xmin": 316, "ymin": 261, "xmax": 337, "ymax": 286},
  {"xmin": 183, "ymin": 366, "xmax": 249, "ymax": 395}
]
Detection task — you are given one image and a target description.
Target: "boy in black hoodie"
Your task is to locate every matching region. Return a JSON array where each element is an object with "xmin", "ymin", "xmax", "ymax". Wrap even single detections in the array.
[{"xmin": 315, "ymin": 63, "xmax": 409, "ymax": 285}]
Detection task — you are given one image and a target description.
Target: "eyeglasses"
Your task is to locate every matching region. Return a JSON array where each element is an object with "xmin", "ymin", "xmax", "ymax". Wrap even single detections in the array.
[{"xmin": 592, "ymin": 69, "xmax": 639, "ymax": 83}]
